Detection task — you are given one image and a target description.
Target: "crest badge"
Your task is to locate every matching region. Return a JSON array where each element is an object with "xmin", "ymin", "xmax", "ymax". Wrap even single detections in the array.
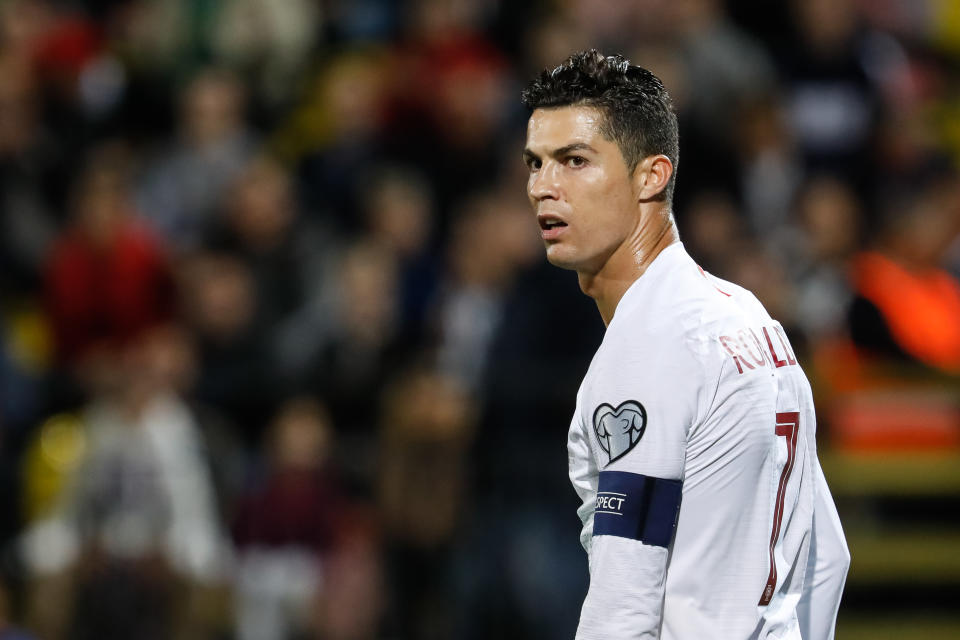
[{"xmin": 593, "ymin": 400, "xmax": 647, "ymax": 465}]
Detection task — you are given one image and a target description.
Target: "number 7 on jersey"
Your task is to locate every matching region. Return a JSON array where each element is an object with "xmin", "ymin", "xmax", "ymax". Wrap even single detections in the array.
[{"xmin": 759, "ymin": 412, "xmax": 800, "ymax": 606}]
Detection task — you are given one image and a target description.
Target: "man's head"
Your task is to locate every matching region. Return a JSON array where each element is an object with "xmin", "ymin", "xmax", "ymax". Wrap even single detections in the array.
[
  {"xmin": 522, "ymin": 50, "xmax": 679, "ymax": 201},
  {"xmin": 521, "ymin": 50, "xmax": 679, "ymax": 275}
]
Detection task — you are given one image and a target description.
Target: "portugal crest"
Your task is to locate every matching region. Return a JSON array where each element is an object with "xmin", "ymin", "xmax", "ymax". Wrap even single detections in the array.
[{"xmin": 593, "ymin": 400, "xmax": 647, "ymax": 465}]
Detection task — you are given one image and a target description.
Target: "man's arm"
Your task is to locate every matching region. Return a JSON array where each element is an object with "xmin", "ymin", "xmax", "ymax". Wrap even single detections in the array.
[
  {"xmin": 569, "ymin": 387, "xmax": 600, "ymax": 556},
  {"xmin": 576, "ymin": 472, "xmax": 682, "ymax": 640},
  {"xmin": 797, "ymin": 458, "xmax": 850, "ymax": 640},
  {"xmin": 573, "ymin": 338, "xmax": 703, "ymax": 639}
]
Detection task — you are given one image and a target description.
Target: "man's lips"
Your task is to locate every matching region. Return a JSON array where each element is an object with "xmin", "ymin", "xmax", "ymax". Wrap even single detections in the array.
[{"xmin": 537, "ymin": 213, "xmax": 568, "ymax": 240}]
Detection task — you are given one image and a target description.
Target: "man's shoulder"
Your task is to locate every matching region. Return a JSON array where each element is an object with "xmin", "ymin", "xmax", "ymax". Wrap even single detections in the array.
[
  {"xmin": 615, "ymin": 255, "xmax": 753, "ymax": 345},
  {"xmin": 603, "ymin": 246, "xmax": 787, "ymax": 388},
  {"xmin": 598, "ymin": 294, "xmax": 727, "ymax": 389}
]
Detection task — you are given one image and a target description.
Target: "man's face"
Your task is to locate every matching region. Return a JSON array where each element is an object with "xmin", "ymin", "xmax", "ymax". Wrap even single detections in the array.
[{"xmin": 524, "ymin": 105, "xmax": 638, "ymax": 274}]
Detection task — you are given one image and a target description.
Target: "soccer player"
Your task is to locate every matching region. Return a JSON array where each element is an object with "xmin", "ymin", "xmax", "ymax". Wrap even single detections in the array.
[{"xmin": 521, "ymin": 50, "xmax": 849, "ymax": 639}]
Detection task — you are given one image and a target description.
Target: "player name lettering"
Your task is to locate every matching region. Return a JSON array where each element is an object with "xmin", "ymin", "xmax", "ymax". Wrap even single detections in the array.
[
  {"xmin": 718, "ymin": 325, "xmax": 797, "ymax": 375},
  {"xmin": 596, "ymin": 494, "xmax": 625, "ymax": 512}
]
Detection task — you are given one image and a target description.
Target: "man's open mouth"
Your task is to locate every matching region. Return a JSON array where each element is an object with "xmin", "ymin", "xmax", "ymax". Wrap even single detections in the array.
[{"xmin": 539, "ymin": 218, "xmax": 568, "ymax": 230}]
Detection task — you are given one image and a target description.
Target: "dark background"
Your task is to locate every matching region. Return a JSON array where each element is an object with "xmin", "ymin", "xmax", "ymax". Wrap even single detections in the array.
[{"xmin": 0, "ymin": 0, "xmax": 959, "ymax": 638}]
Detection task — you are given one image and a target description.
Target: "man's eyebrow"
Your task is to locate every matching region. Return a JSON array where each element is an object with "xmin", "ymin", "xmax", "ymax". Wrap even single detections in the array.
[
  {"xmin": 553, "ymin": 142, "xmax": 596, "ymax": 156},
  {"xmin": 523, "ymin": 142, "xmax": 596, "ymax": 162}
]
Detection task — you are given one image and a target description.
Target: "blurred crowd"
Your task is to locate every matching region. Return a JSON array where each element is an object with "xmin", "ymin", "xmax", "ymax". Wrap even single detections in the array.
[{"xmin": 0, "ymin": 0, "xmax": 958, "ymax": 638}]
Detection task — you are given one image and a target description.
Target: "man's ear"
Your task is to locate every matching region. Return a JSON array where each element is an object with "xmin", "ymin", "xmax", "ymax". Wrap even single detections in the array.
[{"xmin": 633, "ymin": 154, "xmax": 673, "ymax": 202}]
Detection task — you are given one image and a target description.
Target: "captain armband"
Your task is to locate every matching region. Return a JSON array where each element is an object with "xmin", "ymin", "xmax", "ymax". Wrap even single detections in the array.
[{"xmin": 593, "ymin": 470, "xmax": 682, "ymax": 548}]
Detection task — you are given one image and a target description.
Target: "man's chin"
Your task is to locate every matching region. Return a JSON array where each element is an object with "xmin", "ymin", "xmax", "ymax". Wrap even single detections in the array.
[{"xmin": 544, "ymin": 246, "xmax": 580, "ymax": 271}]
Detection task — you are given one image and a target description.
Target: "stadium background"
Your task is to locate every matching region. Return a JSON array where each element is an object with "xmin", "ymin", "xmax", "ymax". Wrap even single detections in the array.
[{"xmin": 0, "ymin": 0, "xmax": 958, "ymax": 638}]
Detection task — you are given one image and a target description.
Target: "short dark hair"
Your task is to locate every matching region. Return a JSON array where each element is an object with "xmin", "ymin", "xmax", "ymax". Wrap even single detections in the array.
[{"xmin": 522, "ymin": 49, "xmax": 679, "ymax": 202}]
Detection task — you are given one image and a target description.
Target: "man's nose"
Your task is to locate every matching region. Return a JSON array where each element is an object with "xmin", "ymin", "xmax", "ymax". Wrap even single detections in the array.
[{"xmin": 528, "ymin": 161, "xmax": 560, "ymax": 201}]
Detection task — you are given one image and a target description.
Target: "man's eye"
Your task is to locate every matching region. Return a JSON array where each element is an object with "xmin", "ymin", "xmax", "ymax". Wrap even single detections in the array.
[
  {"xmin": 526, "ymin": 158, "xmax": 541, "ymax": 171},
  {"xmin": 566, "ymin": 155, "xmax": 587, "ymax": 167}
]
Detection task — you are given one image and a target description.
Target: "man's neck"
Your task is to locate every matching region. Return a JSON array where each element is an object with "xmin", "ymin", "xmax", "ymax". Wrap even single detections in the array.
[{"xmin": 578, "ymin": 212, "xmax": 679, "ymax": 326}]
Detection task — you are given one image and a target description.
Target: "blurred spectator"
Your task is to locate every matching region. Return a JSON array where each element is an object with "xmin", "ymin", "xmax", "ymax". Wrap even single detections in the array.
[
  {"xmin": 136, "ymin": 68, "xmax": 257, "ymax": 252},
  {"xmin": 0, "ymin": 313, "xmax": 46, "ymax": 574},
  {"xmin": 312, "ymin": 240, "xmax": 406, "ymax": 445},
  {"xmin": 848, "ymin": 170, "xmax": 960, "ymax": 374},
  {"xmin": 520, "ymin": 11, "xmax": 590, "ymax": 77},
  {"xmin": 378, "ymin": 365, "xmax": 475, "ymax": 640},
  {"xmin": 313, "ymin": 512, "xmax": 385, "ymax": 640},
  {"xmin": 0, "ymin": 0, "xmax": 53, "ymax": 61},
  {"xmin": 211, "ymin": 0, "xmax": 321, "ymax": 110},
  {"xmin": 434, "ymin": 189, "xmax": 538, "ymax": 391},
  {"xmin": 216, "ymin": 157, "xmax": 301, "ymax": 327},
  {"xmin": 19, "ymin": 1, "xmax": 108, "ymax": 141},
  {"xmin": 780, "ymin": 0, "xmax": 881, "ymax": 190},
  {"xmin": 678, "ymin": 192, "xmax": 748, "ymax": 277},
  {"xmin": 232, "ymin": 397, "xmax": 345, "ymax": 640},
  {"xmin": 21, "ymin": 325, "xmax": 229, "ymax": 639},
  {"xmin": 114, "ymin": 0, "xmax": 227, "ymax": 75},
  {"xmin": 874, "ymin": 103, "xmax": 953, "ymax": 198},
  {"xmin": 625, "ymin": 0, "xmax": 778, "ymax": 211},
  {"xmin": 362, "ymin": 165, "xmax": 440, "ymax": 336},
  {"xmin": 20, "ymin": 412, "xmax": 86, "ymax": 538},
  {"xmin": 0, "ymin": 307, "xmax": 48, "ymax": 583},
  {"xmin": 285, "ymin": 49, "xmax": 392, "ymax": 231},
  {"xmin": 178, "ymin": 252, "xmax": 275, "ymax": 444},
  {"xmin": 0, "ymin": 50, "xmax": 63, "ymax": 295},
  {"xmin": 671, "ymin": 0, "xmax": 778, "ymax": 145},
  {"xmin": 0, "ymin": 306, "xmax": 49, "ymax": 440},
  {"xmin": 44, "ymin": 144, "xmax": 174, "ymax": 367},
  {"xmin": 791, "ymin": 176, "xmax": 862, "ymax": 340},
  {"xmin": 363, "ymin": 165, "xmax": 435, "ymax": 256},
  {"xmin": 726, "ymin": 242, "xmax": 802, "ymax": 349},
  {"xmin": 210, "ymin": 155, "xmax": 334, "ymax": 385},
  {"xmin": 734, "ymin": 93, "xmax": 804, "ymax": 240},
  {"xmin": 390, "ymin": 3, "xmax": 510, "ymax": 218}
]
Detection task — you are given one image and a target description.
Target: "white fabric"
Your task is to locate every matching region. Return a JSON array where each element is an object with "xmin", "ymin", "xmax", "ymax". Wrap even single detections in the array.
[
  {"xmin": 569, "ymin": 243, "xmax": 849, "ymax": 639},
  {"xmin": 22, "ymin": 394, "xmax": 230, "ymax": 583}
]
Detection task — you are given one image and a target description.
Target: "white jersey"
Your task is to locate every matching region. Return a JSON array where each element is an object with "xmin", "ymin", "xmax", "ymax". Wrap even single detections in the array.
[{"xmin": 569, "ymin": 243, "xmax": 849, "ymax": 640}]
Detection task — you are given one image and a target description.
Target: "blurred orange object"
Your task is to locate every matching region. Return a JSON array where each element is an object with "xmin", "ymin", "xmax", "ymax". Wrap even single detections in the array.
[
  {"xmin": 829, "ymin": 389, "xmax": 960, "ymax": 452},
  {"xmin": 853, "ymin": 251, "xmax": 960, "ymax": 374}
]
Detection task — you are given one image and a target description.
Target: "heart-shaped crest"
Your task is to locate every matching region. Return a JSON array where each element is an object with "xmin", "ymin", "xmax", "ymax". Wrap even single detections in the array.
[{"xmin": 593, "ymin": 400, "xmax": 647, "ymax": 465}]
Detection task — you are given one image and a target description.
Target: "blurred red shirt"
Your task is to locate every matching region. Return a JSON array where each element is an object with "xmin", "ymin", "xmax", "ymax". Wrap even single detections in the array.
[{"xmin": 44, "ymin": 219, "xmax": 174, "ymax": 363}]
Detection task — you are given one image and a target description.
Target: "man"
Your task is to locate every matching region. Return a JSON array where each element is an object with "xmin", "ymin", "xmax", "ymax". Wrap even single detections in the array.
[{"xmin": 521, "ymin": 50, "xmax": 849, "ymax": 639}]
